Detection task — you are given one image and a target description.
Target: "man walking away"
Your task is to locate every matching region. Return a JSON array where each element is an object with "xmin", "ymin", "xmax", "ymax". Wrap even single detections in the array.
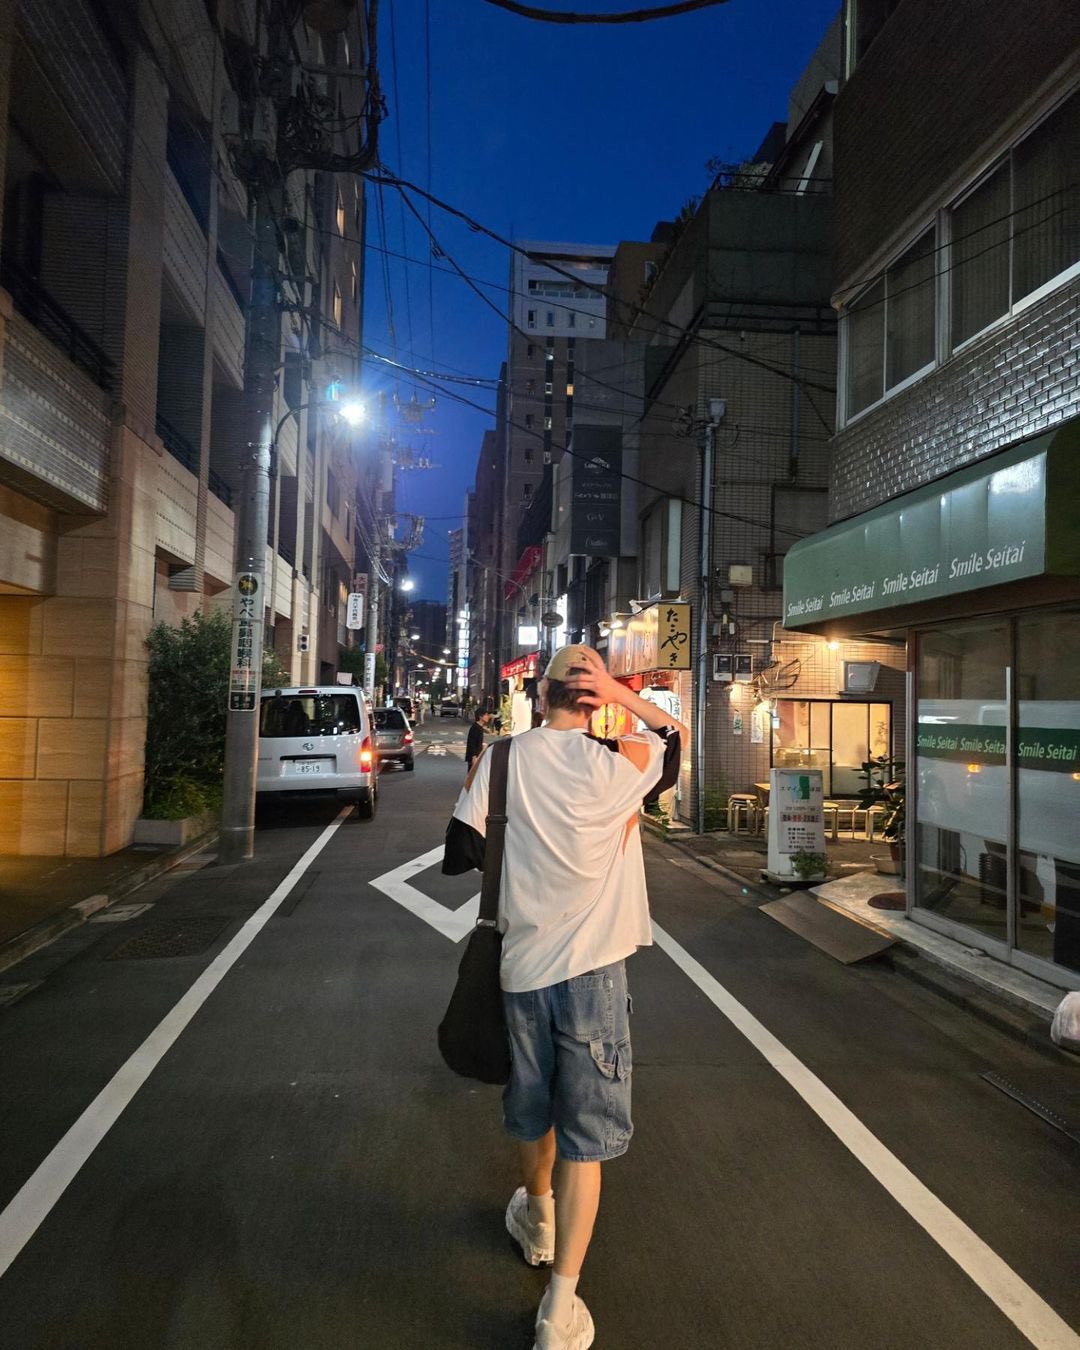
[
  {"xmin": 444, "ymin": 645, "xmax": 688, "ymax": 1350},
  {"xmin": 465, "ymin": 707, "xmax": 486, "ymax": 772}
]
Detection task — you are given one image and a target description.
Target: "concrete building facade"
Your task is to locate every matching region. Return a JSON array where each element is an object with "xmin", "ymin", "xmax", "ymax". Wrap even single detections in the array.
[{"xmin": 0, "ymin": 0, "xmax": 371, "ymax": 856}]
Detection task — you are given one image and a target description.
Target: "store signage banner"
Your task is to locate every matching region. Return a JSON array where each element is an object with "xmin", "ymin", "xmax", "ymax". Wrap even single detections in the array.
[
  {"xmin": 767, "ymin": 768, "xmax": 826, "ymax": 873},
  {"xmin": 607, "ymin": 602, "xmax": 691, "ymax": 676},
  {"xmin": 570, "ymin": 426, "xmax": 622, "ymax": 556},
  {"xmin": 782, "ymin": 425, "xmax": 1080, "ymax": 630}
]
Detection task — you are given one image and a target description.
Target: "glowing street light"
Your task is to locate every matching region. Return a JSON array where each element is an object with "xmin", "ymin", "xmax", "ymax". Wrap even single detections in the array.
[{"xmin": 400, "ymin": 579, "xmax": 415, "ymax": 592}]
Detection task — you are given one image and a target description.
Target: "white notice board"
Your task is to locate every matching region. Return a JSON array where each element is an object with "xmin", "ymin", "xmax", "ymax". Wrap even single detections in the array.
[{"xmin": 766, "ymin": 768, "xmax": 826, "ymax": 877}]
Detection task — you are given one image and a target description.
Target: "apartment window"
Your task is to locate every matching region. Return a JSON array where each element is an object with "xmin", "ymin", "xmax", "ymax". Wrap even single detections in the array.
[
  {"xmin": 544, "ymin": 415, "xmax": 553, "ymax": 430},
  {"xmin": 644, "ymin": 260, "xmax": 658, "ymax": 284},
  {"xmin": 527, "ymin": 344, "xmax": 534, "ymax": 356},
  {"xmin": 527, "ymin": 310, "xmax": 537, "ymax": 328},
  {"xmin": 546, "ymin": 311, "xmax": 555, "ymax": 327},
  {"xmin": 523, "ymin": 483, "xmax": 533, "ymax": 500},
  {"xmin": 544, "ymin": 382, "xmax": 553, "ymax": 394},
  {"xmin": 952, "ymin": 91, "xmax": 1080, "ymax": 348},
  {"xmin": 333, "ymin": 282, "xmax": 343, "ymax": 328},
  {"xmin": 568, "ymin": 311, "xmax": 576, "ymax": 328},
  {"xmin": 845, "ymin": 229, "xmax": 935, "ymax": 419},
  {"xmin": 350, "ymin": 260, "xmax": 358, "ymax": 302},
  {"xmin": 524, "ymin": 446, "xmax": 533, "ymax": 463},
  {"xmin": 524, "ymin": 413, "xmax": 534, "ymax": 427},
  {"xmin": 565, "ymin": 383, "xmax": 574, "ymax": 396},
  {"xmin": 526, "ymin": 378, "xmax": 536, "ymax": 394},
  {"xmin": 336, "ymin": 189, "xmax": 345, "ymax": 236}
]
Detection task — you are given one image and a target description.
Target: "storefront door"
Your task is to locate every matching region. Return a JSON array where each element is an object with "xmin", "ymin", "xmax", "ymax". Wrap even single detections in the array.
[{"xmin": 913, "ymin": 612, "xmax": 1080, "ymax": 983}]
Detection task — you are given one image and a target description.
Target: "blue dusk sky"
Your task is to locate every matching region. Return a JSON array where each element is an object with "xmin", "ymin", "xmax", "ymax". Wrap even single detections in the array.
[{"xmin": 360, "ymin": 0, "xmax": 842, "ymax": 602}]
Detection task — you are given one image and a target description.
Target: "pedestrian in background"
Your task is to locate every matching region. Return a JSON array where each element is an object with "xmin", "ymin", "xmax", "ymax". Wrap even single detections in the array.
[
  {"xmin": 444, "ymin": 645, "xmax": 687, "ymax": 1350},
  {"xmin": 465, "ymin": 707, "xmax": 486, "ymax": 772}
]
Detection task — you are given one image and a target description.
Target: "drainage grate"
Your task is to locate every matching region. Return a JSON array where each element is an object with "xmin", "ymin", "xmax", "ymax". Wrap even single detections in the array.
[{"xmin": 106, "ymin": 914, "xmax": 232, "ymax": 961}]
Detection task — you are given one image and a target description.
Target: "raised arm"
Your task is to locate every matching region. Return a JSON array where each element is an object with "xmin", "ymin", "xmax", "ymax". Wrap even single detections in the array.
[{"xmin": 563, "ymin": 648, "xmax": 691, "ymax": 744}]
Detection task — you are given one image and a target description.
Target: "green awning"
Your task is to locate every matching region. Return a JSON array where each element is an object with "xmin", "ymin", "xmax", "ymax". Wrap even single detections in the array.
[{"xmin": 783, "ymin": 420, "xmax": 1080, "ymax": 632}]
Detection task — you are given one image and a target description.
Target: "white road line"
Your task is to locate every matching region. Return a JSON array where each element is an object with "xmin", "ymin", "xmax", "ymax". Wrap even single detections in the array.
[
  {"xmin": 0, "ymin": 806, "xmax": 353, "ymax": 1282},
  {"xmin": 368, "ymin": 845, "xmax": 480, "ymax": 941},
  {"xmin": 652, "ymin": 922, "xmax": 1080, "ymax": 1350}
]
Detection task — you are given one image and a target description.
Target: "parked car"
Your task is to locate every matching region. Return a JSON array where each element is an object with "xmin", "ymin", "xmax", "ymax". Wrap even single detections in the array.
[
  {"xmin": 374, "ymin": 706, "xmax": 415, "ymax": 770},
  {"xmin": 439, "ymin": 699, "xmax": 462, "ymax": 718},
  {"xmin": 257, "ymin": 686, "xmax": 378, "ymax": 819},
  {"xmin": 393, "ymin": 696, "xmax": 417, "ymax": 721}
]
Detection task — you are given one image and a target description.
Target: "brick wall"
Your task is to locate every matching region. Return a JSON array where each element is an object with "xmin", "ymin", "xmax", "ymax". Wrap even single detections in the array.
[
  {"xmin": 831, "ymin": 276, "xmax": 1080, "ymax": 520},
  {"xmin": 834, "ymin": 0, "xmax": 1080, "ymax": 284}
]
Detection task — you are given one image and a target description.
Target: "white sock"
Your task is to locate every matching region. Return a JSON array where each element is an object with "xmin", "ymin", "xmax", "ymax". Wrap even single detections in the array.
[
  {"xmin": 544, "ymin": 1272, "xmax": 579, "ymax": 1330},
  {"xmin": 528, "ymin": 1189, "xmax": 555, "ymax": 1227}
]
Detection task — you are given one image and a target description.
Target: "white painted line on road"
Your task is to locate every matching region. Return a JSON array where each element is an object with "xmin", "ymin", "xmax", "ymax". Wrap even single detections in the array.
[
  {"xmin": 0, "ymin": 806, "xmax": 353, "ymax": 1283},
  {"xmin": 368, "ymin": 846, "xmax": 480, "ymax": 941},
  {"xmin": 651, "ymin": 922, "xmax": 1080, "ymax": 1350}
]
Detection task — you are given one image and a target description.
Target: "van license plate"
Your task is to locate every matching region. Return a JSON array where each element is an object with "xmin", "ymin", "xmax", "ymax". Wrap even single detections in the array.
[{"xmin": 295, "ymin": 763, "xmax": 323, "ymax": 775}]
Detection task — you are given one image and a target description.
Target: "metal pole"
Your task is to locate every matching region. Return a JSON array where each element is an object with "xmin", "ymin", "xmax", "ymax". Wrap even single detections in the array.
[
  {"xmin": 695, "ymin": 420, "xmax": 714, "ymax": 835},
  {"xmin": 220, "ymin": 179, "xmax": 280, "ymax": 863},
  {"xmin": 365, "ymin": 536, "xmax": 379, "ymax": 700}
]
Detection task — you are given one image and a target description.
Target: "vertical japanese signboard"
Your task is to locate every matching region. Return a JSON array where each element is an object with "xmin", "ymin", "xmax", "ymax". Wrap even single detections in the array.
[
  {"xmin": 570, "ymin": 426, "xmax": 622, "ymax": 556},
  {"xmin": 766, "ymin": 768, "xmax": 826, "ymax": 878},
  {"xmin": 658, "ymin": 603, "xmax": 691, "ymax": 669},
  {"xmin": 229, "ymin": 572, "xmax": 261, "ymax": 712}
]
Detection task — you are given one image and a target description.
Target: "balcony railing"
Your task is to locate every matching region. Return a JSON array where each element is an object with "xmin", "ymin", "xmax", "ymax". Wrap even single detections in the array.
[
  {"xmin": 0, "ymin": 256, "xmax": 115, "ymax": 393},
  {"xmin": 155, "ymin": 412, "xmax": 199, "ymax": 473}
]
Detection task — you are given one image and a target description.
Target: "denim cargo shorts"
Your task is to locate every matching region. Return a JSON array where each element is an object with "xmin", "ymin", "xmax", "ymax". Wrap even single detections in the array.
[{"xmin": 501, "ymin": 960, "xmax": 633, "ymax": 1163}]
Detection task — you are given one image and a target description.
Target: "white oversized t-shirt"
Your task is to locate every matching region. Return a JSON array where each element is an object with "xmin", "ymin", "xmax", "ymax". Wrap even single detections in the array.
[{"xmin": 450, "ymin": 726, "xmax": 667, "ymax": 993}]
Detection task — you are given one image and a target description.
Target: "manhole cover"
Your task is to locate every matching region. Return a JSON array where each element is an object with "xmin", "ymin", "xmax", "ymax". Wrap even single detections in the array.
[
  {"xmin": 868, "ymin": 891, "xmax": 906, "ymax": 910},
  {"xmin": 106, "ymin": 915, "xmax": 232, "ymax": 960}
]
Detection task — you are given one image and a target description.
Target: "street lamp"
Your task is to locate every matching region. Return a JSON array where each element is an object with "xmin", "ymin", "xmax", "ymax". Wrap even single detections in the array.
[
  {"xmin": 400, "ymin": 579, "xmax": 415, "ymax": 592},
  {"xmin": 410, "ymin": 632, "xmax": 420, "ymax": 640}
]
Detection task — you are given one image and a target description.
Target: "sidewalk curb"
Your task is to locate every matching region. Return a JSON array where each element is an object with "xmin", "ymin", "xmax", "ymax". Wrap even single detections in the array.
[
  {"xmin": 0, "ymin": 829, "xmax": 219, "ymax": 976},
  {"xmin": 646, "ymin": 826, "xmax": 1062, "ymax": 1047}
]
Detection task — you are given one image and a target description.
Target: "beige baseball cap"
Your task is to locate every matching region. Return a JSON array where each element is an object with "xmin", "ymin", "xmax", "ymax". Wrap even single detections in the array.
[{"xmin": 544, "ymin": 644, "xmax": 596, "ymax": 680}]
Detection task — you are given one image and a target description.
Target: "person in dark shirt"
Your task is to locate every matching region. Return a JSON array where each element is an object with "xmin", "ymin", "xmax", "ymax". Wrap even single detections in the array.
[{"xmin": 465, "ymin": 708, "xmax": 486, "ymax": 771}]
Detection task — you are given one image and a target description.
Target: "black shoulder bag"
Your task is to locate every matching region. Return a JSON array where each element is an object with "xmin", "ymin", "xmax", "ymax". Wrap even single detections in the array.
[{"xmin": 437, "ymin": 736, "xmax": 512, "ymax": 1085}]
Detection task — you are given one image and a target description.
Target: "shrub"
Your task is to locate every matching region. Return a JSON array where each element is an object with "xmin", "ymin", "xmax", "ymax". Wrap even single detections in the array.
[{"xmin": 143, "ymin": 610, "xmax": 231, "ymax": 818}]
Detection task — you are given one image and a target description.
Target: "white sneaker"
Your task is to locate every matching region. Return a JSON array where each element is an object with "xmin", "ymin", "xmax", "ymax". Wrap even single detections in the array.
[
  {"xmin": 534, "ymin": 1295, "xmax": 595, "ymax": 1350},
  {"xmin": 505, "ymin": 1186, "xmax": 555, "ymax": 1267}
]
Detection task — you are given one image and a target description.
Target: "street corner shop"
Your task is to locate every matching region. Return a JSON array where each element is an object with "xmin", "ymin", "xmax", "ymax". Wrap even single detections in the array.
[{"xmin": 783, "ymin": 419, "xmax": 1080, "ymax": 990}]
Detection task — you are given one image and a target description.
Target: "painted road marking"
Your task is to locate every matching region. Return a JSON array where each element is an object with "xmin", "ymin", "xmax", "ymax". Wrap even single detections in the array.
[
  {"xmin": 368, "ymin": 845, "xmax": 479, "ymax": 941},
  {"xmin": 0, "ymin": 807, "xmax": 353, "ymax": 1282},
  {"xmin": 652, "ymin": 921, "xmax": 1080, "ymax": 1350}
]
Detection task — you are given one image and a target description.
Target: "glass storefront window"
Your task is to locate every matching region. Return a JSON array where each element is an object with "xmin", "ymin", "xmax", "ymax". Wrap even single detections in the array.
[
  {"xmin": 1016, "ymin": 612, "xmax": 1080, "ymax": 974},
  {"xmin": 773, "ymin": 700, "xmax": 891, "ymax": 797},
  {"xmin": 915, "ymin": 624, "xmax": 1009, "ymax": 943}
]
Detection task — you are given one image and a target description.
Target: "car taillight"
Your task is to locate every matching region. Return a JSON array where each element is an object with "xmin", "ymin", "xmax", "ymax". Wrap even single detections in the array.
[
  {"xmin": 403, "ymin": 732, "xmax": 414, "ymax": 744},
  {"xmin": 360, "ymin": 735, "xmax": 374, "ymax": 769}
]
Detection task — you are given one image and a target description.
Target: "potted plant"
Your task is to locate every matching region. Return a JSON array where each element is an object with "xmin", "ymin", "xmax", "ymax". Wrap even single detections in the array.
[
  {"xmin": 789, "ymin": 849, "xmax": 827, "ymax": 883},
  {"xmin": 858, "ymin": 755, "xmax": 905, "ymax": 875}
]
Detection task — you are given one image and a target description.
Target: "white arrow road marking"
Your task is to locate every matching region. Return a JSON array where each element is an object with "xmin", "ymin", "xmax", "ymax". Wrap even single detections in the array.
[
  {"xmin": 425, "ymin": 744, "xmax": 448, "ymax": 756},
  {"xmin": 368, "ymin": 845, "xmax": 479, "ymax": 941}
]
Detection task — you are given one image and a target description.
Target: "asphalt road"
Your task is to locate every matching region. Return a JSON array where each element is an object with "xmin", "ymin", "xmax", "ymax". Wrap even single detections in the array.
[{"xmin": 0, "ymin": 719, "xmax": 1077, "ymax": 1350}]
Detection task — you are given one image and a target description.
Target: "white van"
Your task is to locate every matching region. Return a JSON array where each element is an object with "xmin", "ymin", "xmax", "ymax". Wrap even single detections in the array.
[{"xmin": 257, "ymin": 686, "xmax": 378, "ymax": 819}]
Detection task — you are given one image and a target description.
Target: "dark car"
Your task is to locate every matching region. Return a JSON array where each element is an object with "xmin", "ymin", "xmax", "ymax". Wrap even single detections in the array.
[
  {"xmin": 374, "ymin": 706, "xmax": 415, "ymax": 770},
  {"xmin": 393, "ymin": 696, "xmax": 417, "ymax": 721}
]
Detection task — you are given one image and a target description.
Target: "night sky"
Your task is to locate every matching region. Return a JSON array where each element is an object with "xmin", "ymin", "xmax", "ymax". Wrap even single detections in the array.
[{"xmin": 361, "ymin": 0, "xmax": 842, "ymax": 600}]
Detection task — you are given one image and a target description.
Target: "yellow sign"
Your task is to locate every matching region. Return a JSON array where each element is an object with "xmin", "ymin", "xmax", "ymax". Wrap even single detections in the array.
[{"xmin": 607, "ymin": 602, "xmax": 691, "ymax": 676}]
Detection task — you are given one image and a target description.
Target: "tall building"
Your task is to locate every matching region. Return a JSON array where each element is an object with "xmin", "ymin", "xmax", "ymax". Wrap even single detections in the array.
[
  {"xmin": 496, "ymin": 242, "xmax": 616, "ymax": 675},
  {"xmin": 0, "ymin": 0, "xmax": 372, "ymax": 856},
  {"xmin": 446, "ymin": 525, "xmax": 468, "ymax": 694},
  {"xmin": 784, "ymin": 0, "xmax": 1080, "ymax": 988}
]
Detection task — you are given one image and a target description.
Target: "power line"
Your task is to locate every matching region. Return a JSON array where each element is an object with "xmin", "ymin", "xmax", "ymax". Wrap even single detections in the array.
[{"xmin": 478, "ymin": 0, "xmax": 731, "ymax": 23}]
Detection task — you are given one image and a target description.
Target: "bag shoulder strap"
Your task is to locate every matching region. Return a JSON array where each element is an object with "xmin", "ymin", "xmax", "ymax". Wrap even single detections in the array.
[{"xmin": 479, "ymin": 737, "xmax": 511, "ymax": 926}]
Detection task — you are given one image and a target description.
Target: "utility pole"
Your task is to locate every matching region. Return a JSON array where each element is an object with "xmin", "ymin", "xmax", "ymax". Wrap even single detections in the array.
[
  {"xmin": 220, "ymin": 176, "xmax": 284, "ymax": 861},
  {"xmin": 218, "ymin": 1, "xmax": 383, "ymax": 860},
  {"xmin": 695, "ymin": 398, "xmax": 726, "ymax": 836},
  {"xmin": 365, "ymin": 535, "xmax": 379, "ymax": 700}
]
